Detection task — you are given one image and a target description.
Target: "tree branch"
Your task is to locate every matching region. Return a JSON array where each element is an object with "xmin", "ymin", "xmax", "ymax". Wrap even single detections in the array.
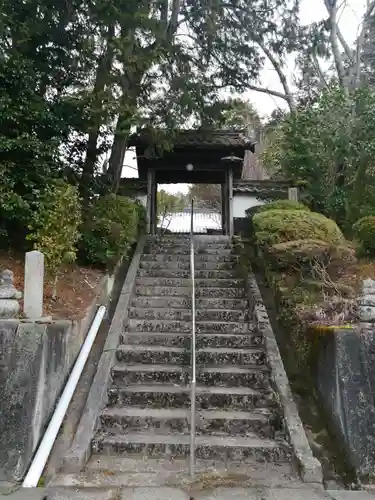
[
  {"xmin": 311, "ymin": 52, "xmax": 329, "ymax": 88},
  {"xmin": 326, "ymin": 0, "xmax": 348, "ymax": 93},
  {"xmin": 167, "ymin": 0, "xmax": 181, "ymax": 38},
  {"xmin": 324, "ymin": 0, "xmax": 354, "ymax": 61},
  {"xmin": 351, "ymin": 0, "xmax": 375, "ymax": 87},
  {"xmin": 246, "ymin": 84, "xmax": 291, "ymax": 102},
  {"xmin": 255, "ymin": 37, "xmax": 296, "ymax": 111}
]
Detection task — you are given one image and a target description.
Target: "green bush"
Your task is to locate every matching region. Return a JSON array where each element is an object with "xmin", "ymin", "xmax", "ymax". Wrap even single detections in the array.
[
  {"xmin": 27, "ymin": 180, "xmax": 82, "ymax": 297},
  {"xmin": 269, "ymin": 239, "xmax": 355, "ymax": 269},
  {"xmin": 253, "ymin": 209, "xmax": 345, "ymax": 247},
  {"xmin": 353, "ymin": 216, "xmax": 375, "ymax": 255},
  {"xmin": 258, "ymin": 200, "xmax": 310, "ymax": 213},
  {"xmin": 245, "ymin": 200, "xmax": 309, "ymax": 219},
  {"xmin": 79, "ymin": 194, "xmax": 140, "ymax": 269}
]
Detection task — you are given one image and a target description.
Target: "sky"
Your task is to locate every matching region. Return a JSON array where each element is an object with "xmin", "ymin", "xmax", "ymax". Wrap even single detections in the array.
[{"xmin": 122, "ymin": 0, "xmax": 366, "ymax": 192}]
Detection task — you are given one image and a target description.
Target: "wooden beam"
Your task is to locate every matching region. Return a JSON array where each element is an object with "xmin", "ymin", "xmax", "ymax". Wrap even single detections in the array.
[
  {"xmin": 151, "ymin": 176, "xmax": 157, "ymax": 234},
  {"xmin": 228, "ymin": 168, "xmax": 234, "ymax": 237},
  {"xmin": 146, "ymin": 169, "xmax": 153, "ymax": 234},
  {"xmin": 221, "ymin": 183, "xmax": 226, "ymax": 235}
]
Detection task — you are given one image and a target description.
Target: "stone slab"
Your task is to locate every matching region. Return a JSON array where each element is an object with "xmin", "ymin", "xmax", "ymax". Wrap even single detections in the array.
[
  {"xmin": 0, "ymin": 322, "xmax": 47, "ymax": 481},
  {"xmin": 47, "ymin": 488, "xmax": 117, "ymax": 499},
  {"xmin": 119, "ymin": 487, "xmax": 189, "ymax": 500},
  {"xmin": 0, "ymin": 486, "xmax": 47, "ymax": 499},
  {"xmin": 193, "ymin": 487, "xmax": 330, "ymax": 500},
  {"xmin": 327, "ymin": 492, "xmax": 375, "ymax": 500},
  {"xmin": 24, "ymin": 250, "xmax": 44, "ymax": 318}
]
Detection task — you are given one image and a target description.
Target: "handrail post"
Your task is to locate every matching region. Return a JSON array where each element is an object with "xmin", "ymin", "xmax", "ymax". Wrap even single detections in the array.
[{"xmin": 189, "ymin": 199, "xmax": 196, "ymax": 478}]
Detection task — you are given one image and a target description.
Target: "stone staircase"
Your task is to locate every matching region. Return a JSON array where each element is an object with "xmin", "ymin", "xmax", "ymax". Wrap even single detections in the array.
[
  {"xmin": 90, "ymin": 236, "xmax": 293, "ymax": 471},
  {"xmin": 52, "ymin": 235, "xmax": 298, "ymax": 488}
]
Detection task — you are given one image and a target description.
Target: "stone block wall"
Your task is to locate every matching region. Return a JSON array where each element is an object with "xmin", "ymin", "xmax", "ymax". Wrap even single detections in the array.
[
  {"xmin": 313, "ymin": 327, "xmax": 375, "ymax": 477},
  {"xmin": 0, "ymin": 318, "xmax": 90, "ymax": 482}
]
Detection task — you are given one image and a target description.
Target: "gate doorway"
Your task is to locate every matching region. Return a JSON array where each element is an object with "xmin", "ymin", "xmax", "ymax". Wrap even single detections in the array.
[
  {"xmin": 128, "ymin": 129, "xmax": 256, "ymax": 236},
  {"xmin": 157, "ymin": 183, "xmax": 222, "ymax": 234}
]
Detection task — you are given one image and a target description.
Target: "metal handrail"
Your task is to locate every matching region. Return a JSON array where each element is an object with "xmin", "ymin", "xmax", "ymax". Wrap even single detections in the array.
[{"xmin": 189, "ymin": 199, "xmax": 196, "ymax": 477}]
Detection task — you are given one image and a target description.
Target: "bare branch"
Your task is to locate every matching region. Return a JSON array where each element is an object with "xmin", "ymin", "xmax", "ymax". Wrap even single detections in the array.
[
  {"xmin": 246, "ymin": 84, "xmax": 291, "ymax": 102},
  {"xmin": 351, "ymin": 0, "xmax": 375, "ymax": 87},
  {"xmin": 167, "ymin": 0, "xmax": 181, "ymax": 37},
  {"xmin": 255, "ymin": 38, "xmax": 296, "ymax": 111},
  {"xmin": 311, "ymin": 53, "xmax": 329, "ymax": 88},
  {"xmin": 326, "ymin": 0, "xmax": 348, "ymax": 93}
]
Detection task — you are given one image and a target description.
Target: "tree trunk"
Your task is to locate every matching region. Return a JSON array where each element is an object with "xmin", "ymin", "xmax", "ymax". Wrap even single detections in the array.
[
  {"xmin": 80, "ymin": 23, "xmax": 115, "ymax": 206},
  {"xmin": 106, "ymin": 92, "xmax": 133, "ymax": 193}
]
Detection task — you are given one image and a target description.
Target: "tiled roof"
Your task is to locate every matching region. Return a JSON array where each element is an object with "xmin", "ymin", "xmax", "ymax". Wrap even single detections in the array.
[
  {"xmin": 233, "ymin": 180, "xmax": 292, "ymax": 195},
  {"xmin": 128, "ymin": 129, "xmax": 256, "ymax": 152}
]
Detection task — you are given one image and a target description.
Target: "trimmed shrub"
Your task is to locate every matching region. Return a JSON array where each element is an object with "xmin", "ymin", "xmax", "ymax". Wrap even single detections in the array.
[
  {"xmin": 269, "ymin": 239, "xmax": 355, "ymax": 269},
  {"xmin": 245, "ymin": 200, "xmax": 309, "ymax": 219},
  {"xmin": 259, "ymin": 200, "xmax": 310, "ymax": 214},
  {"xmin": 79, "ymin": 194, "xmax": 140, "ymax": 269},
  {"xmin": 353, "ymin": 216, "xmax": 375, "ymax": 255},
  {"xmin": 253, "ymin": 209, "xmax": 345, "ymax": 247}
]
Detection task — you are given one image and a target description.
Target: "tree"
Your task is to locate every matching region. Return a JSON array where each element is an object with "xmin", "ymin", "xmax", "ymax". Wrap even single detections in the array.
[
  {"xmin": 101, "ymin": 0, "xmax": 301, "ymax": 188},
  {"xmin": 189, "ymin": 185, "xmax": 221, "ymax": 211},
  {"xmin": 267, "ymin": 86, "xmax": 375, "ymax": 230},
  {"xmin": 157, "ymin": 190, "xmax": 186, "ymax": 230}
]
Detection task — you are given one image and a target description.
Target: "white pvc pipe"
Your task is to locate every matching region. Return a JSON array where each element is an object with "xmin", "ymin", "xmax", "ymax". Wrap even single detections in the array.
[{"xmin": 22, "ymin": 305, "xmax": 106, "ymax": 488}]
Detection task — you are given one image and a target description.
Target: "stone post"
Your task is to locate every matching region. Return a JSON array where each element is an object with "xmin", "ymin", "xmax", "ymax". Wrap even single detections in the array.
[
  {"xmin": 24, "ymin": 250, "xmax": 44, "ymax": 319},
  {"xmin": 0, "ymin": 270, "xmax": 21, "ymax": 318},
  {"xmin": 288, "ymin": 187, "xmax": 299, "ymax": 201}
]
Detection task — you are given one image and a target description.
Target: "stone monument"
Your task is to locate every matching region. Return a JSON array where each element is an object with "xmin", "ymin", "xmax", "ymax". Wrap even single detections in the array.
[{"xmin": 0, "ymin": 269, "xmax": 22, "ymax": 318}]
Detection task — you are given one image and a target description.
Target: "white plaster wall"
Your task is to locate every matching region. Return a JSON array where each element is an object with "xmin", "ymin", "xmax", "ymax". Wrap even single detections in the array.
[{"xmin": 233, "ymin": 194, "xmax": 265, "ymax": 218}]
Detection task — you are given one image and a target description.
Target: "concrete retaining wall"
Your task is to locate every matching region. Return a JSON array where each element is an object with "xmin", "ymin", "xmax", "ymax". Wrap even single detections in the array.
[
  {"xmin": 0, "ymin": 320, "xmax": 87, "ymax": 481},
  {"xmin": 312, "ymin": 327, "xmax": 375, "ymax": 477},
  {"xmin": 0, "ymin": 267, "xmax": 119, "ymax": 483}
]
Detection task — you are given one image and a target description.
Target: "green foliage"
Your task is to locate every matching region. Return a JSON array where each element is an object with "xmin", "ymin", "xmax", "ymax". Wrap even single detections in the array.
[
  {"xmin": 253, "ymin": 209, "xmax": 345, "ymax": 247},
  {"xmin": 27, "ymin": 180, "xmax": 82, "ymax": 279},
  {"xmin": 80, "ymin": 195, "xmax": 140, "ymax": 269},
  {"xmin": 189, "ymin": 185, "xmax": 221, "ymax": 211},
  {"xmin": 158, "ymin": 190, "xmax": 186, "ymax": 215},
  {"xmin": 264, "ymin": 86, "xmax": 375, "ymax": 229},
  {"xmin": 257, "ymin": 200, "xmax": 310, "ymax": 213},
  {"xmin": 269, "ymin": 239, "xmax": 355, "ymax": 269},
  {"xmin": 352, "ymin": 216, "xmax": 375, "ymax": 255},
  {"xmin": 245, "ymin": 201, "xmax": 310, "ymax": 223}
]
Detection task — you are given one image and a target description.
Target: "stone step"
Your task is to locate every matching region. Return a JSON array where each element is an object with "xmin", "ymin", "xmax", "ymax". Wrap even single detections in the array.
[
  {"xmin": 99, "ymin": 406, "xmax": 276, "ymax": 438},
  {"xmin": 145, "ymin": 247, "xmax": 232, "ymax": 255},
  {"xmin": 111, "ymin": 363, "xmax": 270, "ymax": 388},
  {"xmin": 141, "ymin": 253, "xmax": 238, "ymax": 263},
  {"xmin": 116, "ymin": 345, "xmax": 265, "ymax": 366},
  {"xmin": 137, "ymin": 269, "xmax": 237, "ymax": 279},
  {"xmin": 54, "ymin": 456, "xmax": 299, "ymax": 488},
  {"xmin": 91, "ymin": 432, "xmax": 292, "ymax": 463},
  {"xmin": 108, "ymin": 384, "xmax": 277, "ymax": 410},
  {"xmin": 134, "ymin": 286, "xmax": 245, "ymax": 298},
  {"xmin": 135, "ymin": 277, "xmax": 244, "ymax": 288},
  {"xmin": 128, "ymin": 307, "xmax": 248, "ymax": 322},
  {"xmin": 130, "ymin": 296, "xmax": 248, "ymax": 310},
  {"xmin": 121, "ymin": 331, "xmax": 262, "ymax": 349},
  {"xmin": 127, "ymin": 319, "xmax": 252, "ymax": 334},
  {"xmin": 145, "ymin": 243, "xmax": 232, "ymax": 252},
  {"xmin": 139, "ymin": 260, "xmax": 237, "ymax": 270}
]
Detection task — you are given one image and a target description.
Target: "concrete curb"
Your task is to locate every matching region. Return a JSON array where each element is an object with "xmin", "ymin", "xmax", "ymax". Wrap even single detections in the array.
[
  {"xmin": 61, "ymin": 236, "xmax": 147, "ymax": 472},
  {"xmin": 235, "ymin": 242, "xmax": 323, "ymax": 485}
]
